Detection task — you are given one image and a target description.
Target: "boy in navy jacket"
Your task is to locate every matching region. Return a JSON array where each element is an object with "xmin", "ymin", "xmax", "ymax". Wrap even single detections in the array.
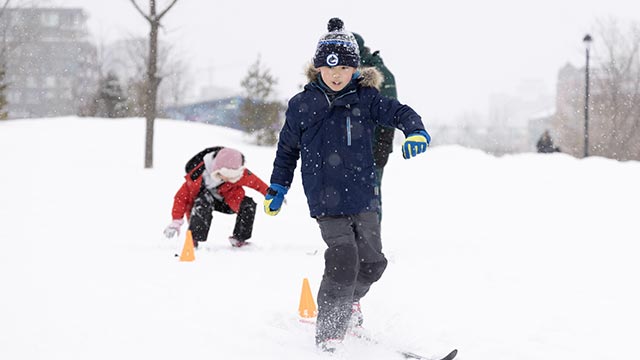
[{"xmin": 263, "ymin": 18, "xmax": 430, "ymax": 351}]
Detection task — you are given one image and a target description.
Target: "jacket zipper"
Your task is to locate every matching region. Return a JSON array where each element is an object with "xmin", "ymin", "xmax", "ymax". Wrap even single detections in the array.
[
  {"xmin": 333, "ymin": 91, "xmax": 356, "ymax": 147},
  {"xmin": 316, "ymin": 85, "xmax": 357, "ymax": 147},
  {"xmin": 346, "ymin": 116, "xmax": 352, "ymax": 146}
]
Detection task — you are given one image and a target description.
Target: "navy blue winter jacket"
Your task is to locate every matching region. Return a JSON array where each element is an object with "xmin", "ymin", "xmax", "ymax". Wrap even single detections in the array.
[{"xmin": 270, "ymin": 65, "xmax": 428, "ymax": 217}]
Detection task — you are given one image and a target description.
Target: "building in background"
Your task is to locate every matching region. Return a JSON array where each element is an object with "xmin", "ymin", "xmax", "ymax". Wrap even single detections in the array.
[
  {"xmin": 1, "ymin": 7, "xmax": 98, "ymax": 118},
  {"xmin": 549, "ymin": 63, "xmax": 587, "ymax": 157},
  {"xmin": 163, "ymin": 96, "xmax": 245, "ymax": 130}
]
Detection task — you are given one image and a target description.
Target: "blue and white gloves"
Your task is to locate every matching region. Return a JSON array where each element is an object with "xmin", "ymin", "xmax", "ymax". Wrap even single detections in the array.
[
  {"xmin": 402, "ymin": 129, "xmax": 431, "ymax": 159},
  {"xmin": 264, "ymin": 183, "xmax": 288, "ymax": 216}
]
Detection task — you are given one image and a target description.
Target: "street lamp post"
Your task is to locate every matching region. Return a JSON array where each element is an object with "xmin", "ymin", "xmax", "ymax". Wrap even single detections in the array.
[{"xmin": 583, "ymin": 34, "xmax": 593, "ymax": 158}]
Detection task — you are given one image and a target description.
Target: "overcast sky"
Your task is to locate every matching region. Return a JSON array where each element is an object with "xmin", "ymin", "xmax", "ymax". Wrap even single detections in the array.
[{"xmin": 48, "ymin": 0, "xmax": 640, "ymax": 124}]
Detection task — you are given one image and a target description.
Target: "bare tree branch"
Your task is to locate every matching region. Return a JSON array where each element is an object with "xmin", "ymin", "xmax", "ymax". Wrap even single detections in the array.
[
  {"xmin": 1, "ymin": 1, "xmax": 11, "ymax": 13},
  {"xmin": 157, "ymin": 0, "xmax": 179, "ymax": 21},
  {"xmin": 129, "ymin": 0, "xmax": 151, "ymax": 22}
]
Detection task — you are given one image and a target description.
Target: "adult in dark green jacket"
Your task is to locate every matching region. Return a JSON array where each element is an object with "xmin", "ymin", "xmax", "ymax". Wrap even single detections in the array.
[{"xmin": 353, "ymin": 33, "xmax": 397, "ymax": 219}]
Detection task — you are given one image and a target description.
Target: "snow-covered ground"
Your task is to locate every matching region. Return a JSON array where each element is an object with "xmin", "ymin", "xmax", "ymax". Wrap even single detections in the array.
[{"xmin": 1, "ymin": 117, "xmax": 639, "ymax": 360}]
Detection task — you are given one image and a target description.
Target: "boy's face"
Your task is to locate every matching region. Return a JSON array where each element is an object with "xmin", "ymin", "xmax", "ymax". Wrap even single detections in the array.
[{"xmin": 318, "ymin": 66, "xmax": 357, "ymax": 92}]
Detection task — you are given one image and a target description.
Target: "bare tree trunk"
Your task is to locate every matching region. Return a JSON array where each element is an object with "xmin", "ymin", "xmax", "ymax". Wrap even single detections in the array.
[
  {"xmin": 130, "ymin": 0, "xmax": 179, "ymax": 169},
  {"xmin": 145, "ymin": 13, "xmax": 159, "ymax": 168}
]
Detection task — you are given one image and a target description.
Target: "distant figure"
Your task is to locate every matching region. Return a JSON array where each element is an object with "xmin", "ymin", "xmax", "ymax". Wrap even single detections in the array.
[
  {"xmin": 536, "ymin": 130, "xmax": 560, "ymax": 153},
  {"xmin": 163, "ymin": 147, "xmax": 269, "ymax": 248},
  {"xmin": 352, "ymin": 32, "xmax": 397, "ymax": 221}
]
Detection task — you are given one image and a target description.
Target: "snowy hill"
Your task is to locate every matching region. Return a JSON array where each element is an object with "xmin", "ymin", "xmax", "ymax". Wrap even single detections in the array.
[{"xmin": 1, "ymin": 117, "xmax": 639, "ymax": 360}]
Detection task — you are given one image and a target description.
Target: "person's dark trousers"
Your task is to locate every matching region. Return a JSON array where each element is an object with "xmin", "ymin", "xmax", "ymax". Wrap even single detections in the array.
[
  {"xmin": 314, "ymin": 211, "xmax": 388, "ymax": 344},
  {"xmin": 232, "ymin": 196, "xmax": 256, "ymax": 241},
  {"xmin": 189, "ymin": 190, "xmax": 257, "ymax": 246}
]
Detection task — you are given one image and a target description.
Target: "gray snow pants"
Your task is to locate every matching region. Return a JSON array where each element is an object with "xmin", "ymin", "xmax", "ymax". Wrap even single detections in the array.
[{"xmin": 314, "ymin": 211, "xmax": 388, "ymax": 343}]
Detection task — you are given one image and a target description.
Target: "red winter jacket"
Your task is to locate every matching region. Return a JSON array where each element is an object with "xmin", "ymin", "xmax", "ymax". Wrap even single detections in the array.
[{"xmin": 171, "ymin": 163, "xmax": 269, "ymax": 220}]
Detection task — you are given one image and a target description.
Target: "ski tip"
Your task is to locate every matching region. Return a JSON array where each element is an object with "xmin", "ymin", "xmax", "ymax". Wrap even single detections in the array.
[
  {"xmin": 402, "ymin": 348, "xmax": 458, "ymax": 360},
  {"xmin": 443, "ymin": 349, "xmax": 458, "ymax": 360}
]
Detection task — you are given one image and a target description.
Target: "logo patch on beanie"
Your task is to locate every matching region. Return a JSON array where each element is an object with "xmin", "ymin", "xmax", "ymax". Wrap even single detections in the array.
[
  {"xmin": 313, "ymin": 18, "xmax": 360, "ymax": 69},
  {"xmin": 326, "ymin": 53, "xmax": 339, "ymax": 67}
]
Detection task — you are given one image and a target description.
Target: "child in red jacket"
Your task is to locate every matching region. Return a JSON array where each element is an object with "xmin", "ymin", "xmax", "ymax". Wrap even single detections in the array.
[{"xmin": 164, "ymin": 147, "xmax": 269, "ymax": 248}]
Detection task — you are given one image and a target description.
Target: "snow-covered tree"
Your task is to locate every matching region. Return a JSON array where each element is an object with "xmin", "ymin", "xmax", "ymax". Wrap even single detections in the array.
[
  {"xmin": 0, "ymin": 0, "xmax": 8, "ymax": 119},
  {"xmin": 84, "ymin": 72, "xmax": 127, "ymax": 118},
  {"xmin": 239, "ymin": 56, "xmax": 284, "ymax": 146},
  {"xmin": 0, "ymin": 63, "xmax": 7, "ymax": 120}
]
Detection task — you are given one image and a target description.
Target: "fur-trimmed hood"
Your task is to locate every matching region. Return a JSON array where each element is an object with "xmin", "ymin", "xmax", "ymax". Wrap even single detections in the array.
[{"xmin": 304, "ymin": 62, "xmax": 384, "ymax": 90}]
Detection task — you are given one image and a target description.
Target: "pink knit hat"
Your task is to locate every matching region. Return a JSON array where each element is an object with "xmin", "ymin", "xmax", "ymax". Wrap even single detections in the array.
[
  {"xmin": 210, "ymin": 148, "xmax": 244, "ymax": 183},
  {"xmin": 211, "ymin": 148, "xmax": 243, "ymax": 171}
]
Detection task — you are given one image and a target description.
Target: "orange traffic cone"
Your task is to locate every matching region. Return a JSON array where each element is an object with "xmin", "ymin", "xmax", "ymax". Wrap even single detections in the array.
[
  {"xmin": 179, "ymin": 230, "xmax": 195, "ymax": 262},
  {"xmin": 298, "ymin": 278, "xmax": 317, "ymax": 318}
]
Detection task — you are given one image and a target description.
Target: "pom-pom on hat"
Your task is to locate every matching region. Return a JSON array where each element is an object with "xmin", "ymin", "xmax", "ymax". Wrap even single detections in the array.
[{"xmin": 313, "ymin": 18, "xmax": 360, "ymax": 68}]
